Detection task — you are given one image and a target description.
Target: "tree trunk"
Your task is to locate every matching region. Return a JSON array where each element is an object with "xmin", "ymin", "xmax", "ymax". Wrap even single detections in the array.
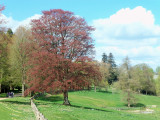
[
  {"xmin": 21, "ymin": 63, "xmax": 26, "ymax": 97},
  {"xmin": 146, "ymin": 91, "xmax": 147, "ymax": 95},
  {"xmin": 10, "ymin": 84, "xmax": 12, "ymax": 90},
  {"xmin": 63, "ymin": 90, "xmax": 70, "ymax": 105},
  {"xmin": 128, "ymin": 103, "xmax": 130, "ymax": 107},
  {"xmin": 127, "ymin": 90, "xmax": 131, "ymax": 107},
  {"xmin": 138, "ymin": 90, "xmax": 141, "ymax": 94},
  {"xmin": 22, "ymin": 83, "xmax": 25, "ymax": 97},
  {"xmin": 0, "ymin": 72, "xmax": 2, "ymax": 93},
  {"xmin": 94, "ymin": 86, "xmax": 96, "ymax": 92},
  {"xmin": 22, "ymin": 70, "xmax": 25, "ymax": 97},
  {"xmin": 87, "ymin": 85, "xmax": 90, "ymax": 90},
  {"xmin": 0, "ymin": 83, "xmax": 1, "ymax": 93}
]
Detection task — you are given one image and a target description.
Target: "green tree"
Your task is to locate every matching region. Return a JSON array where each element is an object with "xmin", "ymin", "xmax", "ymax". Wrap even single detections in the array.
[
  {"xmin": 130, "ymin": 65, "xmax": 143, "ymax": 93},
  {"xmin": 9, "ymin": 26, "xmax": 31, "ymax": 96},
  {"xmin": 156, "ymin": 66, "xmax": 160, "ymax": 75},
  {"xmin": 88, "ymin": 61, "xmax": 102, "ymax": 92},
  {"xmin": 99, "ymin": 62, "xmax": 109, "ymax": 90},
  {"xmin": 132, "ymin": 64, "xmax": 155, "ymax": 95},
  {"xmin": 116, "ymin": 57, "xmax": 137, "ymax": 107},
  {"xmin": 0, "ymin": 5, "xmax": 9, "ymax": 93},
  {"xmin": 156, "ymin": 74, "xmax": 160, "ymax": 96},
  {"xmin": 0, "ymin": 32, "xmax": 11, "ymax": 92}
]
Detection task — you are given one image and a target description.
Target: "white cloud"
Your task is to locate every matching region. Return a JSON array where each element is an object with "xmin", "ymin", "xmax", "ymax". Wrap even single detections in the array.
[
  {"xmin": 92, "ymin": 6, "xmax": 160, "ymax": 70},
  {"xmin": 0, "ymin": 14, "xmax": 20, "ymax": 31},
  {"xmin": 0, "ymin": 14, "xmax": 41, "ymax": 32},
  {"xmin": 95, "ymin": 45, "xmax": 160, "ymax": 69},
  {"xmin": 108, "ymin": 6, "xmax": 154, "ymax": 25},
  {"xmin": 18, "ymin": 14, "xmax": 41, "ymax": 29},
  {"xmin": 93, "ymin": 6, "xmax": 160, "ymax": 41}
]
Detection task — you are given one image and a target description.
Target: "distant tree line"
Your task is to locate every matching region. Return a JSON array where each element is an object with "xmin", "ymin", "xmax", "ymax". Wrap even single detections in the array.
[{"xmin": 94, "ymin": 53, "xmax": 158, "ymax": 107}]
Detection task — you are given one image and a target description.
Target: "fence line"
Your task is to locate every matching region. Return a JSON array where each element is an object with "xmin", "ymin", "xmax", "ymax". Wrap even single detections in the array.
[{"xmin": 30, "ymin": 93, "xmax": 48, "ymax": 120}]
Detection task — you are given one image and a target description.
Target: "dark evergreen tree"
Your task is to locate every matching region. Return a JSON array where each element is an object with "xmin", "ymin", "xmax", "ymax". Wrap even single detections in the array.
[
  {"xmin": 108, "ymin": 53, "xmax": 116, "ymax": 68},
  {"xmin": 102, "ymin": 53, "xmax": 107, "ymax": 63},
  {"xmin": 107, "ymin": 53, "xmax": 118, "ymax": 85},
  {"xmin": 7, "ymin": 28, "xmax": 13, "ymax": 37}
]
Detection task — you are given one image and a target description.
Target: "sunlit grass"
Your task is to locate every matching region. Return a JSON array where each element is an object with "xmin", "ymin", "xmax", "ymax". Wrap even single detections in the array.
[
  {"xmin": 35, "ymin": 90, "xmax": 160, "ymax": 120},
  {"xmin": 0, "ymin": 97, "xmax": 35, "ymax": 120}
]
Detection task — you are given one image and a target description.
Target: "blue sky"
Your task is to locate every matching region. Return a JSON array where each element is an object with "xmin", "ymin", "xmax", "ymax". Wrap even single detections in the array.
[
  {"xmin": 1, "ymin": 0, "xmax": 160, "ymax": 70},
  {"xmin": 1, "ymin": 0, "xmax": 160, "ymax": 23}
]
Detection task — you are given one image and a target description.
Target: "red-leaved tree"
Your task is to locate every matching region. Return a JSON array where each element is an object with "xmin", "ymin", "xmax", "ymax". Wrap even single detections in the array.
[
  {"xmin": 0, "ymin": 5, "xmax": 5, "ymax": 17},
  {"xmin": 0, "ymin": 5, "xmax": 5, "ymax": 31},
  {"xmin": 26, "ymin": 9, "xmax": 101, "ymax": 105},
  {"xmin": 0, "ymin": 5, "xmax": 4, "ymax": 11}
]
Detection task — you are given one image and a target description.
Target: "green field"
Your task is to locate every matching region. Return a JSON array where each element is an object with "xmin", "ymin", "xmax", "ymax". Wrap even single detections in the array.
[
  {"xmin": 35, "ymin": 90, "xmax": 160, "ymax": 120},
  {"xmin": 0, "ymin": 90, "xmax": 160, "ymax": 120},
  {"xmin": 0, "ymin": 97, "xmax": 35, "ymax": 120}
]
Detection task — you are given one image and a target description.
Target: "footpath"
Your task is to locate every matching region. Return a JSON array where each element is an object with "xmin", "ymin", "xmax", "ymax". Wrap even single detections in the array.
[{"xmin": 0, "ymin": 98, "xmax": 8, "ymax": 100}]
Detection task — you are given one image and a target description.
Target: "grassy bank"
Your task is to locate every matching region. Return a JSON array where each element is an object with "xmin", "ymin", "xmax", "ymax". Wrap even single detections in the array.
[
  {"xmin": 0, "ymin": 97, "xmax": 35, "ymax": 120},
  {"xmin": 35, "ymin": 90, "xmax": 160, "ymax": 120}
]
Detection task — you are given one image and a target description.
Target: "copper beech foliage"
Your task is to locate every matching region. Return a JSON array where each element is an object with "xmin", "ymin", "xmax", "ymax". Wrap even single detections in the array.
[
  {"xmin": 0, "ymin": 5, "xmax": 4, "ymax": 17},
  {"xmin": 0, "ymin": 5, "xmax": 5, "ymax": 30},
  {"xmin": 0, "ymin": 5, "xmax": 4, "ymax": 11},
  {"xmin": 25, "ymin": 9, "xmax": 101, "ymax": 99}
]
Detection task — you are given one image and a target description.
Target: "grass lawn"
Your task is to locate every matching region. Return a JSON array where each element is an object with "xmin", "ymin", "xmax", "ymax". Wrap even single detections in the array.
[
  {"xmin": 0, "ymin": 97, "xmax": 35, "ymax": 120},
  {"xmin": 35, "ymin": 90, "xmax": 160, "ymax": 120},
  {"xmin": 0, "ymin": 93, "xmax": 7, "ymax": 98}
]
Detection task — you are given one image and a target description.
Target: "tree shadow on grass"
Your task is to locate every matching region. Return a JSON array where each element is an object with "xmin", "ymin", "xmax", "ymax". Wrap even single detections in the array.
[
  {"xmin": 131, "ymin": 103, "xmax": 146, "ymax": 107},
  {"xmin": 97, "ymin": 90, "xmax": 113, "ymax": 94},
  {"xmin": 69, "ymin": 89, "xmax": 92, "ymax": 92},
  {"xmin": 70, "ymin": 104, "xmax": 112, "ymax": 112},
  {"xmin": 0, "ymin": 100, "xmax": 30, "ymax": 105},
  {"xmin": 123, "ymin": 103, "xmax": 146, "ymax": 108},
  {"xmin": 37, "ymin": 95, "xmax": 63, "ymax": 102},
  {"xmin": 35, "ymin": 101, "xmax": 61, "ymax": 106}
]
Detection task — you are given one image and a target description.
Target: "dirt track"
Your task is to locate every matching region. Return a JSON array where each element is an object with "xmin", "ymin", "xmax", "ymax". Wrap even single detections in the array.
[{"xmin": 0, "ymin": 98, "xmax": 8, "ymax": 100}]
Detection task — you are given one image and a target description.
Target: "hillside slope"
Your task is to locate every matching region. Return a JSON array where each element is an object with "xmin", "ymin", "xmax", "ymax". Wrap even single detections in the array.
[{"xmin": 35, "ymin": 90, "xmax": 160, "ymax": 120}]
